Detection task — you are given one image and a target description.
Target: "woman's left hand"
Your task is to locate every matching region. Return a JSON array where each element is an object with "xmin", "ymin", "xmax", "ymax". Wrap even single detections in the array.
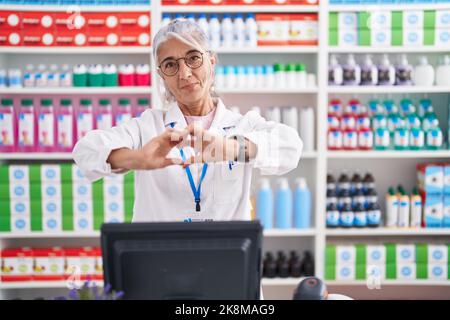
[{"xmin": 180, "ymin": 123, "xmax": 239, "ymax": 168}]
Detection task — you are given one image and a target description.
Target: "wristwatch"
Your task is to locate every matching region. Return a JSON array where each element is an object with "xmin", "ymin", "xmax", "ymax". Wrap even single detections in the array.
[{"xmin": 232, "ymin": 135, "xmax": 249, "ymax": 163}]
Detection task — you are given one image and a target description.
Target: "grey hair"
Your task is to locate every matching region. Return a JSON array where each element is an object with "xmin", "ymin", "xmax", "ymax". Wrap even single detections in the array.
[{"xmin": 152, "ymin": 18, "xmax": 218, "ymax": 109}]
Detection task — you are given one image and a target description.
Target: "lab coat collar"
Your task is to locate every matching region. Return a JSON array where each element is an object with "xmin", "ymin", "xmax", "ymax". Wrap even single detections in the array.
[{"xmin": 163, "ymin": 98, "xmax": 239, "ymax": 133}]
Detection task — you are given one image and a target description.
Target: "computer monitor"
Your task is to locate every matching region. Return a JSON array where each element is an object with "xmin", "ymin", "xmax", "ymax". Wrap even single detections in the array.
[{"xmin": 101, "ymin": 221, "xmax": 263, "ymax": 300}]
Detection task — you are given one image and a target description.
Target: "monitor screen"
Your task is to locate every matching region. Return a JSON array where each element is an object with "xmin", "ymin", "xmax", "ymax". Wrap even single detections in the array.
[{"xmin": 101, "ymin": 221, "xmax": 263, "ymax": 300}]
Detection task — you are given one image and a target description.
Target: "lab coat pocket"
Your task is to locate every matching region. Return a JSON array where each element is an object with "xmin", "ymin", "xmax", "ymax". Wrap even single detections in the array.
[{"xmin": 213, "ymin": 162, "xmax": 244, "ymax": 204}]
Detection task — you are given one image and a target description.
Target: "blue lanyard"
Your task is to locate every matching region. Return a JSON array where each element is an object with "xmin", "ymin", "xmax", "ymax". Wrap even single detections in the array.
[{"xmin": 170, "ymin": 122, "xmax": 208, "ymax": 212}]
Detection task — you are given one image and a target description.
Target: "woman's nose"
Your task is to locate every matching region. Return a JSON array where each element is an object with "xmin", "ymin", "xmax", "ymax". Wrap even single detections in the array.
[{"xmin": 178, "ymin": 59, "xmax": 192, "ymax": 80}]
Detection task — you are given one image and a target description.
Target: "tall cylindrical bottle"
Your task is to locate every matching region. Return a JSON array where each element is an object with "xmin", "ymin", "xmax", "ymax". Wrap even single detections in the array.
[
  {"xmin": 57, "ymin": 99, "xmax": 74, "ymax": 152},
  {"xmin": 275, "ymin": 178, "xmax": 293, "ymax": 229},
  {"xmin": 294, "ymin": 178, "xmax": 311, "ymax": 229},
  {"xmin": 17, "ymin": 99, "xmax": 36, "ymax": 152},
  {"xmin": 299, "ymin": 107, "xmax": 314, "ymax": 151},
  {"xmin": 256, "ymin": 178, "xmax": 274, "ymax": 229}
]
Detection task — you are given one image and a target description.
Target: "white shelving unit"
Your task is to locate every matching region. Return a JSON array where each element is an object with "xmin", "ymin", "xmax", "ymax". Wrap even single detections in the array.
[
  {"xmin": 0, "ymin": 0, "xmax": 449, "ymax": 300},
  {"xmin": 0, "ymin": 87, "xmax": 152, "ymax": 95}
]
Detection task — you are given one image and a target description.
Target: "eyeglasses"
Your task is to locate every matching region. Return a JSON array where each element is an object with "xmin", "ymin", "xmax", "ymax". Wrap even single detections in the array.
[{"xmin": 158, "ymin": 50, "xmax": 206, "ymax": 77}]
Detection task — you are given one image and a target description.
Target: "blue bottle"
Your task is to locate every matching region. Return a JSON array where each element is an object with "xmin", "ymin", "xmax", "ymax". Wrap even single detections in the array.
[
  {"xmin": 294, "ymin": 178, "xmax": 311, "ymax": 229},
  {"xmin": 256, "ymin": 179, "xmax": 274, "ymax": 229},
  {"xmin": 275, "ymin": 178, "xmax": 293, "ymax": 229}
]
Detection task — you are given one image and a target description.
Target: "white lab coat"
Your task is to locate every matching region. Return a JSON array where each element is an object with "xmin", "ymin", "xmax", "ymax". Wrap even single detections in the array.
[{"xmin": 72, "ymin": 98, "xmax": 302, "ymax": 223}]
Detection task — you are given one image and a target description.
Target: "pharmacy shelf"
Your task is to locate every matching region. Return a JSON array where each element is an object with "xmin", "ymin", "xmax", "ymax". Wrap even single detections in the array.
[
  {"xmin": 217, "ymin": 88, "xmax": 318, "ymax": 94},
  {"xmin": 326, "ymin": 228, "xmax": 450, "ymax": 237},
  {"xmin": 326, "ymin": 280, "xmax": 450, "ymax": 286},
  {"xmin": 0, "ymin": 153, "xmax": 73, "ymax": 160},
  {"xmin": 215, "ymin": 46, "xmax": 319, "ymax": 54},
  {"xmin": 0, "ymin": 232, "xmax": 100, "ymax": 239},
  {"xmin": 301, "ymin": 151, "xmax": 318, "ymax": 159},
  {"xmin": 263, "ymin": 229, "xmax": 316, "ymax": 237},
  {"xmin": 328, "ymin": 3, "xmax": 450, "ymax": 12},
  {"xmin": 0, "ymin": 5, "xmax": 151, "ymax": 12},
  {"xmin": 327, "ymin": 86, "xmax": 450, "ymax": 94},
  {"xmin": 0, "ymin": 281, "xmax": 103, "ymax": 290},
  {"xmin": 261, "ymin": 277, "xmax": 304, "ymax": 286},
  {"xmin": 162, "ymin": 5, "xmax": 319, "ymax": 13},
  {"xmin": 0, "ymin": 47, "xmax": 152, "ymax": 54},
  {"xmin": 0, "ymin": 87, "xmax": 152, "ymax": 95},
  {"xmin": 328, "ymin": 46, "xmax": 450, "ymax": 54},
  {"xmin": 326, "ymin": 150, "xmax": 450, "ymax": 159}
]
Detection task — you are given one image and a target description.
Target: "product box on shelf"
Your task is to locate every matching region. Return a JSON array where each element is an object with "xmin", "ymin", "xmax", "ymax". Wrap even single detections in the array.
[
  {"xmin": 396, "ymin": 263, "xmax": 416, "ymax": 280},
  {"xmin": 256, "ymin": 14, "xmax": 290, "ymax": 46},
  {"xmin": 33, "ymin": 247, "xmax": 65, "ymax": 281},
  {"xmin": 417, "ymin": 163, "xmax": 444, "ymax": 196},
  {"xmin": 444, "ymin": 196, "xmax": 450, "ymax": 227},
  {"xmin": 396, "ymin": 244, "xmax": 415, "ymax": 263},
  {"xmin": 421, "ymin": 192, "xmax": 444, "ymax": 228},
  {"xmin": 289, "ymin": 14, "xmax": 318, "ymax": 45},
  {"xmin": 64, "ymin": 247, "xmax": 97, "ymax": 281},
  {"xmin": 0, "ymin": 248, "xmax": 34, "ymax": 282}
]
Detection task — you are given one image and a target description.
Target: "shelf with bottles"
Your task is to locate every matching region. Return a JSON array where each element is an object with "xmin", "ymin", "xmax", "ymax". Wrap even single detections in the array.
[
  {"xmin": 328, "ymin": 53, "xmax": 450, "ymax": 90},
  {"xmin": 326, "ymin": 97, "xmax": 449, "ymax": 153},
  {"xmin": 162, "ymin": 12, "xmax": 318, "ymax": 50},
  {"xmin": 215, "ymin": 46, "xmax": 319, "ymax": 53},
  {"xmin": 328, "ymin": 47, "xmax": 450, "ymax": 54},
  {"xmin": 0, "ymin": 97, "xmax": 150, "ymax": 154},
  {"xmin": 1, "ymin": 63, "xmax": 151, "ymax": 89},
  {"xmin": 262, "ymin": 250, "xmax": 315, "ymax": 283}
]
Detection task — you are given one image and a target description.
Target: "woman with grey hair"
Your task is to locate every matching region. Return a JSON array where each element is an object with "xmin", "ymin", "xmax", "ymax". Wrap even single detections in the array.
[{"xmin": 73, "ymin": 19, "xmax": 302, "ymax": 223}]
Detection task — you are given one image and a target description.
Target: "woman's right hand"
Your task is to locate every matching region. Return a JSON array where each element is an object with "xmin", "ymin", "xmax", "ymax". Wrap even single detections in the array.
[{"xmin": 107, "ymin": 127, "xmax": 187, "ymax": 171}]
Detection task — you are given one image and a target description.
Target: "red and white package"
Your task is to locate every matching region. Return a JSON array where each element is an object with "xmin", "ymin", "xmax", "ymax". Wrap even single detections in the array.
[
  {"xmin": 33, "ymin": 247, "xmax": 65, "ymax": 281},
  {"xmin": 0, "ymin": 248, "xmax": 33, "ymax": 282}
]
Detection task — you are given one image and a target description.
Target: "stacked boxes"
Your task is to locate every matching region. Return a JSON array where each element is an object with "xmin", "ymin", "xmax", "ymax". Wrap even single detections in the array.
[
  {"xmin": 329, "ymin": 10, "xmax": 450, "ymax": 47},
  {"xmin": 0, "ymin": 163, "xmax": 135, "ymax": 234},
  {"xmin": 0, "ymin": 247, "xmax": 102, "ymax": 282},
  {"xmin": 0, "ymin": 11, "xmax": 151, "ymax": 47},
  {"xmin": 417, "ymin": 163, "xmax": 450, "ymax": 228},
  {"xmin": 325, "ymin": 243, "xmax": 450, "ymax": 281},
  {"xmin": 256, "ymin": 13, "xmax": 318, "ymax": 46}
]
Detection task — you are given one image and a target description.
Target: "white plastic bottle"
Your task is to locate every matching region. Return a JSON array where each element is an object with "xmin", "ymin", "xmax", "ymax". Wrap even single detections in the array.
[
  {"xmin": 197, "ymin": 13, "xmax": 209, "ymax": 38},
  {"xmin": 35, "ymin": 64, "xmax": 48, "ymax": 87},
  {"xmin": 59, "ymin": 64, "xmax": 72, "ymax": 87},
  {"xmin": 328, "ymin": 55, "xmax": 343, "ymax": 85},
  {"xmin": 377, "ymin": 54, "xmax": 396, "ymax": 86},
  {"xmin": 412, "ymin": 56, "xmax": 435, "ymax": 86},
  {"xmin": 343, "ymin": 54, "xmax": 360, "ymax": 85},
  {"xmin": 245, "ymin": 13, "xmax": 258, "ymax": 47},
  {"xmin": 386, "ymin": 187, "xmax": 399, "ymax": 227},
  {"xmin": 436, "ymin": 55, "xmax": 450, "ymax": 86},
  {"xmin": 209, "ymin": 14, "xmax": 221, "ymax": 49},
  {"xmin": 23, "ymin": 64, "xmax": 35, "ymax": 87},
  {"xmin": 234, "ymin": 13, "xmax": 245, "ymax": 48},
  {"xmin": 299, "ymin": 107, "xmax": 315, "ymax": 151},
  {"xmin": 221, "ymin": 14, "xmax": 234, "ymax": 48},
  {"xmin": 266, "ymin": 107, "xmax": 281, "ymax": 123},
  {"xmin": 360, "ymin": 54, "xmax": 378, "ymax": 86},
  {"xmin": 186, "ymin": 13, "xmax": 195, "ymax": 23},
  {"xmin": 282, "ymin": 107, "xmax": 298, "ymax": 132},
  {"xmin": 47, "ymin": 64, "xmax": 60, "ymax": 87}
]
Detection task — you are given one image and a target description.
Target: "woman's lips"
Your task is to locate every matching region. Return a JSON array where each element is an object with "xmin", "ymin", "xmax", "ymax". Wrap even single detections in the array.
[{"xmin": 181, "ymin": 83, "xmax": 199, "ymax": 90}]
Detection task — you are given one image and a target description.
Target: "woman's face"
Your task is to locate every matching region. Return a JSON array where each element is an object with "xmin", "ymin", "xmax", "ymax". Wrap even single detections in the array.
[{"xmin": 157, "ymin": 37, "xmax": 216, "ymax": 106}]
